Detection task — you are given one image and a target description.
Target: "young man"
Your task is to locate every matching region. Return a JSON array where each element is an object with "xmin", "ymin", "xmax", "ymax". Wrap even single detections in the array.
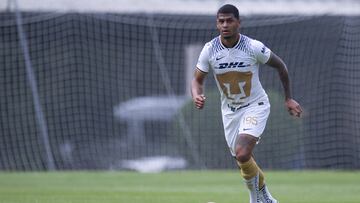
[{"xmin": 191, "ymin": 4, "xmax": 303, "ymax": 203}]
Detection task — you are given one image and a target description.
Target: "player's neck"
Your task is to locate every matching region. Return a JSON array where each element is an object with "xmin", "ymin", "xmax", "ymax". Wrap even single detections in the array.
[{"xmin": 221, "ymin": 33, "xmax": 240, "ymax": 48}]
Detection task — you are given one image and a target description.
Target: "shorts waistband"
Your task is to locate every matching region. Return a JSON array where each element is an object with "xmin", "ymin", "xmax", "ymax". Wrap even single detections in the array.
[{"xmin": 228, "ymin": 101, "xmax": 264, "ymax": 112}]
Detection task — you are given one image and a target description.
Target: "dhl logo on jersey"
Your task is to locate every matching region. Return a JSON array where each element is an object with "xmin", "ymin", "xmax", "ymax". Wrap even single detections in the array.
[{"xmin": 216, "ymin": 62, "xmax": 251, "ymax": 69}]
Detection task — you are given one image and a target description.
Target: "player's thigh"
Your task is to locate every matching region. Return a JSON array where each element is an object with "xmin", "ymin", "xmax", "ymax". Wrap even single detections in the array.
[
  {"xmin": 237, "ymin": 102, "xmax": 270, "ymax": 139},
  {"xmin": 223, "ymin": 102, "xmax": 270, "ymax": 157},
  {"xmin": 222, "ymin": 111, "xmax": 243, "ymax": 156}
]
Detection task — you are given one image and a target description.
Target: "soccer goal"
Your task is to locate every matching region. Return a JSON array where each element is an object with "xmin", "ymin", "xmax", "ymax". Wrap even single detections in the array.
[{"xmin": 1, "ymin": 12, "xmax": 360, "ymax": 170}]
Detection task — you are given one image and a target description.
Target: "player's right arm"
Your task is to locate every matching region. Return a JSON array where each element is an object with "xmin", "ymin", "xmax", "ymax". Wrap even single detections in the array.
[
  {"xmin": 191, "ymin": 68, "xmax": 207, "ymax": 109},
  {"xmin": 192, "ymin": 42, "xmax": 211, "ymax": 109}
]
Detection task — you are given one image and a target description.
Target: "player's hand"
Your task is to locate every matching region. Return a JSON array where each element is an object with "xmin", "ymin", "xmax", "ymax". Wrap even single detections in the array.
[
  {"xmin": 193, "ymin": 94, "xmax": 206, "ymax": 109},
  {"xmin": 285, "ymin": 98, "xmax": 302, "ymax": 117}
]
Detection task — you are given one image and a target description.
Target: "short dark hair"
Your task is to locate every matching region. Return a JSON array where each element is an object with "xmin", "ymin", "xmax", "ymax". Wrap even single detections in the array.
[{"xmin": 217, "ymin": 4, "xmax": 240, "ymax": 20}]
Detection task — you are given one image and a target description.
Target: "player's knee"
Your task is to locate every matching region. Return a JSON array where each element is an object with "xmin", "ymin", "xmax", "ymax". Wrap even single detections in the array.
[{"xmin": 235, "ymin": 147, "xmax": 251, "ymax": 163}]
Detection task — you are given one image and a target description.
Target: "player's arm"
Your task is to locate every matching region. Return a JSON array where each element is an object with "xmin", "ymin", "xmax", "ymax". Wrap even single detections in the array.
[
  {"xmin": 266, "ymin": 52, "xmax": 303, "ymax": 117},
  {"xmin": 191, "ymin": 68, "xmax": 207, "ymax": 109}
]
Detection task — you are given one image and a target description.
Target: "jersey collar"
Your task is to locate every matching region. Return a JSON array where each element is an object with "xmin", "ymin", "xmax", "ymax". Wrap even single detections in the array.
[{"xmin": 218, "ymin": 34, "xmax": 241, "ymax": 49}]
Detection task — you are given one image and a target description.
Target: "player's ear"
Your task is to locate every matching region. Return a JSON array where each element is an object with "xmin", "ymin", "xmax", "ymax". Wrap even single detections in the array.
[{"xmin": 235, "ymin": 15, "xmax": 241, "ymax": 25}]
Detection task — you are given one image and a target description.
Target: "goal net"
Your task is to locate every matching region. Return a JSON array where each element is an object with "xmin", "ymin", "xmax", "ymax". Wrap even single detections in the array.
[{"xmin": 0, "ymin": 12, "xmax": 359, "ymax": 170}]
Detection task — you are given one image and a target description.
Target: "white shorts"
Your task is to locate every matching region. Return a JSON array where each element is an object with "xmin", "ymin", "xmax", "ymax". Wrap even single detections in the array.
[{"xmin": 221, "ymin": 100, "xmax": 270, "ymax": 157}]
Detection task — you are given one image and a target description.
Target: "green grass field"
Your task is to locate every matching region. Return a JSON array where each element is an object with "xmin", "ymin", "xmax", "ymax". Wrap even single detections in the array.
[{"xmin": 0, "ymin": 170, "xmax": 359, "ymax": 203}]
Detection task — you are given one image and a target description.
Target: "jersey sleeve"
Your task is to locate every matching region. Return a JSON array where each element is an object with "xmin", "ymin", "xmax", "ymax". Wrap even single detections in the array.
[
  {"xmin": 196, "ymin": 43, "xmax": 211, "ymax": 73},
  {"xmin": 252, "ymin": 39, "xmax": 271, "ymax": 64}
]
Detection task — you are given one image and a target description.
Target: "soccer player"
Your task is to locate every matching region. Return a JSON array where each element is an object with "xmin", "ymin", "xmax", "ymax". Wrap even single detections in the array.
[{"xmin": 191, "ymin": 4, "xmax": 303, "ymax": 203}]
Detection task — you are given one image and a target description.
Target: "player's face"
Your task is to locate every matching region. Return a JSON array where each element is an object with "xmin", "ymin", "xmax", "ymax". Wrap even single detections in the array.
[{"xmin": 216, "ymin": 13, "xmax": 240, "ymax": 39}]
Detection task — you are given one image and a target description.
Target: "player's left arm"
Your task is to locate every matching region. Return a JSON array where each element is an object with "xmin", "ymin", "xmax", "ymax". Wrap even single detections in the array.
[{"xmin": 266, "ymin": 52, "xmax": 303, "ymax": 117}]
